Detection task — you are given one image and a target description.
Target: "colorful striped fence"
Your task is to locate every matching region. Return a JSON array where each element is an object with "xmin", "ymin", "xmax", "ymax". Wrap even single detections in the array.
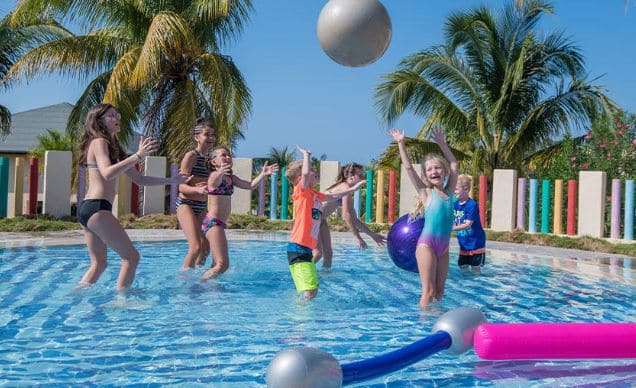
[
  {"xmin": 280, "ymin": 167, "xmax": 289, "ymax": 220},
  {"xmin": 1, "ymin": 155, "xmax": 634, "ymax": 242},
  {"xmin": 29, "ymin": 157, "xmax": 38, "ymax": 215},
  {"xmin": 0, "ymin": 157, "xmax": 8, "ymax": 218}
]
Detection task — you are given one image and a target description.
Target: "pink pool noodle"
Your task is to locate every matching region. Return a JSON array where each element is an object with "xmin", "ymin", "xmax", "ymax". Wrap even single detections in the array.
[{"xmin": 474, "ymin": 323, "xmax": 636, "ymax": 360}]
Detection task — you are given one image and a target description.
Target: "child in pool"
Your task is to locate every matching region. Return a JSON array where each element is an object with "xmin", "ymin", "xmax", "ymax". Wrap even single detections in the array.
[
  {"xmin": 177, "ymin": 118, "xmax": 215, "ymax": 270},
  {"xmin": 200, "ymin": 146, "xmax": 279, "ymax": 280},
  {"xmin": 452, "ymin": 174, "xmax": 486, "ymax": 272},
  {"xmin": 313, "ymin": 162, "xmax": 386, "ymax": 268},
  {"xmin": 285, "ymin": 146, "xmax": 367, "ymax": 299},
  {"xmin": 76, "ymin": 103, "xmax": 190, "ymax": 291},
  {"xmin": 389, "ymin": 126, "xmax": 458, "ymax": 308}
]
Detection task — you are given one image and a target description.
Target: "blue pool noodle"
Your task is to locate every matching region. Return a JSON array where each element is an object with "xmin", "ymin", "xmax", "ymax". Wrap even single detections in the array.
[{"xmin": 340, "ymin": 331, "xmax": 452, "ymax": 385}]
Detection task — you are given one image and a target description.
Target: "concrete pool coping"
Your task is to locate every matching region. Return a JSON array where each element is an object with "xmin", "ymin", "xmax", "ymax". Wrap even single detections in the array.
[{"xmin": 0, "ymin": 229, "xmax": 633, "ymax": 284}]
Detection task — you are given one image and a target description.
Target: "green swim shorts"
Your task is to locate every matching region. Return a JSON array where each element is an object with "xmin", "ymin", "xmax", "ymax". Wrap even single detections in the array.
[{"xmin": 289, "ymin": 261, "xmax": 318, "ymax": 292}]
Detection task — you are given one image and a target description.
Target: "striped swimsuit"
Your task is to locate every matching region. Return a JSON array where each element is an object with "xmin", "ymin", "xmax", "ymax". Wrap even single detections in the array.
[{"xmin": 176, "ymin": 152, "xmax": 209, "ymax": 216}]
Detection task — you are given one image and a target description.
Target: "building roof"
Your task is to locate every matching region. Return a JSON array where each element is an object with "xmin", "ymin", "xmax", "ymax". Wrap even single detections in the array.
[
  {"xmin": 1, "ymin": 103, "xmax": 74, "ymax": 154},
  {"xmin": 1, "ymin": 102, "xmax": 140, "ymax": 154}
]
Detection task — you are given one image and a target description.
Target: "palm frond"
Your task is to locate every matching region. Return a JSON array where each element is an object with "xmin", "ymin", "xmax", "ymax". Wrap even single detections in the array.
[
  {"xmin": 184, "ymin": 0, "xmax": 253, "ymax": 48},
  {"xmin": 130, "ymin": 11, "xmax": 196, "ymax": 88},
  {"xmin": 5, "ymin": 32, "xmax": 130, "ymax": 85}
]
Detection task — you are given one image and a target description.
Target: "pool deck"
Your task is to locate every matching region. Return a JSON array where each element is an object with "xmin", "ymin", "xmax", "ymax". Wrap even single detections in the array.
[{"xmin": 0, "ymin": 229, "xmax": 633, "ymax": 284}]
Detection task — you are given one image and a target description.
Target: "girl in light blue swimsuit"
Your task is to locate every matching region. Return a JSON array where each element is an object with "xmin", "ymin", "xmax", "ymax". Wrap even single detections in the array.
[{"xmin": 389, "ymin": 126, "xmax": 458, "ymax": 308}]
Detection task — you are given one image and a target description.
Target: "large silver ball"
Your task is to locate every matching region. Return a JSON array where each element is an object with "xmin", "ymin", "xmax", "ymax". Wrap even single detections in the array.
[
  {"xmin": 266, "ymin": 346, "xmax": 343, "ymax": 388},
  {"xmin": 317, "ymin": 0, "xmax": 392, "ymax": 67},
  {"xmin": 432, "ymin": 307, "xmax": 488, "ymax": 355}
]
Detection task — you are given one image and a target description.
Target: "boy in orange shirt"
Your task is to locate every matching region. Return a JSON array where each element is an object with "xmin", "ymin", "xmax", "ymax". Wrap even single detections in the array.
[{"xmin": 285, "ymin": 146, "xmax": 366, "ymax": 299}]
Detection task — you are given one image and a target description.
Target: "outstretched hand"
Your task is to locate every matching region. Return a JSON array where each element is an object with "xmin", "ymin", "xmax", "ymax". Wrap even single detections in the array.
[
  {"xmin": 388, "ymin": 128, "xmax": 405, "ymax": 143},
  {"xmin": 357, "ymin": 237, "xmax": 368, "ymax": 250},
  {"xmin": 430, "ymin": 126, "xmax": 447, "ymax": 145},
  {"xmin": 296, "ymin": 145, "xmax": 311, "ymax": 155},
  {"xmin": 137, "ymin": 136, "xmax": 159, "ymax": 158},
  {"xmin": 372, "ymin": 233, "xmax": 387, "ymax": 246},
  {"xmin": 261, "ymin": 161, "xmax": 279, "ymax": 176}
]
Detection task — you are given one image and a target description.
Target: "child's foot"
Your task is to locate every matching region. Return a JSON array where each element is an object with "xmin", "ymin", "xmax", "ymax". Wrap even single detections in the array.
[
  {"xmin": 419, "ymin": 296, "xmax": 432, "ymax": 308},
  {"xmin": 200, "ymin": 269, "xmax": 218, "ymax": 281},
  {"xmin": 196, "ymin": 256, "xmax": 207, "ymax": 266}
]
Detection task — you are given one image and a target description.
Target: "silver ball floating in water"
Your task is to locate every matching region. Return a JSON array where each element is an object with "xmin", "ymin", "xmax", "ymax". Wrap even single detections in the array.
[
  {"xmin": 432, "ymin": 307, "xmax": 488, "ymax": 355},
  {"xmin": 266, "ymin": 346, "xmax": 342, "ymax": 388}
]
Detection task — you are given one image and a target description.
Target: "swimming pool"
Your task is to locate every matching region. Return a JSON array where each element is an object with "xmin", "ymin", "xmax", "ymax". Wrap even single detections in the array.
[{"xmin": 1, "ymin": 234, "xmax": 634, "ymax": 386}]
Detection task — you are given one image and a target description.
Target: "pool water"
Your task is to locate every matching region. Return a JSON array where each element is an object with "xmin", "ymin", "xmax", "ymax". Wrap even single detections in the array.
[{"xmin": 1, "ymin": 236, "xmax": 634, "ymax": 386}]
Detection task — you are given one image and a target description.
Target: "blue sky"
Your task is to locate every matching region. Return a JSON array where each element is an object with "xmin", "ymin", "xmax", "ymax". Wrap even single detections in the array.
[{"xmin": 1, "ymin": 1, "xmax": 635, "ymax": 164}]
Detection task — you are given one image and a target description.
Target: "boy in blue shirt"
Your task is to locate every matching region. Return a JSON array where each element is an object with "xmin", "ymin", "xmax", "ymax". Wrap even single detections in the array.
[{"xmin": 452, "ymin": 175, "xmax": 486, "ymax": 272}]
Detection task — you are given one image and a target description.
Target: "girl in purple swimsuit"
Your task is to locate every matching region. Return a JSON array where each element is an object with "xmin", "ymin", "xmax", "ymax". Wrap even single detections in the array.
[
  {"xmin": 201, "ymin": 146, "xmax": 279, "ymax": 280},
  {"xmin": 389, "ymin": 126, "xmax": 458, "ymax": 308}
]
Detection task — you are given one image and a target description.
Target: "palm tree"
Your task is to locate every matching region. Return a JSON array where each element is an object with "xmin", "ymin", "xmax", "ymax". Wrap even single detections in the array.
[
  {"xmin": 0, "ymin": 19, "xmax": 16, "ymax": 139},
  {"xmin": 29, "ymin": 128, "xmax": 79, "ymax": 188},
  {"xmin": 1, "ymin": 16, "xmax": 68, "ymax": 139},
  {"xmin": 267, "ymin": 146, "xmax": 297, "ymax": 169},
  {"xmin": 374, "ymin": 0, "xmax": 612, "ymax": 176},
  {"xmin": 29, "ymin": 128, "xmax": 74, "ymax": 161},
  {"xmin": 5, "ymin": 0, "xmax": 252, "ymax": 162}
]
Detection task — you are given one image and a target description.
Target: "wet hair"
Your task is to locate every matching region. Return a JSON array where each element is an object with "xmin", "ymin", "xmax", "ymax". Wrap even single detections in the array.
[
  {"xmin": 77, "ymin": 103, "xmax": 127, "ymax": 165},
  {"xmin": 411, "ymin": 153, "xmax": 450, "ymax": 218},
  {"xmin": 285, "ymin": 160, "xmax": 304, "ymax": 185},
  {"xmin": 194, "ymin": 117, "xmax": 215, "ymax": 135},
  {"xmin": 207, "ymin": 146, "xmax": 232, "ymax": 172},
  {"xmin": 327, "ymin": 162, "xmax": 364, "ymax": 190}
]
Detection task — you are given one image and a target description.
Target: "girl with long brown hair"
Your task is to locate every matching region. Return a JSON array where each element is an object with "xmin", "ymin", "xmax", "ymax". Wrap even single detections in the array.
[{"xmin": 77, "ymin": 103, "xmax": 189, "ymax": 291}]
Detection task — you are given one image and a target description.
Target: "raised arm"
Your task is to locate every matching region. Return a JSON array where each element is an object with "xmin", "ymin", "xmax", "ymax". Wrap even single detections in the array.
[
  {"xmin": 323, "ymin": 179, "xmax": 366, "ymax": 201},
  {"xmin": 388, "ymin": 129, "xmax": 426, "ymax": 195},
  {"xmin": 296, "ymin": 145, "xmax": 312, "ymax": 190},
  {"xmin": 431, "ymin": 126, "xmax": 458, "ymax": 191},
  {"xmin": 233, "ymin": 161, "xmax": 280, "ymax": 190},
  {"xmin": 91, "ymin": 136, "xmax": 156, "ymax": 181}
]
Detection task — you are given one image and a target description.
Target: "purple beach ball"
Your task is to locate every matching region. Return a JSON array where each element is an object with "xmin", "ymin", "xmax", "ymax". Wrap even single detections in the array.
[{"xmin": 387, "ymin": 214, "xmax": 425, "ymax": 273}]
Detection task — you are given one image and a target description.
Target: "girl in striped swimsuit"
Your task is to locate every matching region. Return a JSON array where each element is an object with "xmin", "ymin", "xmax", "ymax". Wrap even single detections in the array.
[
  {"xmin": 389, "ymin": 126, "xmax": 458, "ymax": 308},
  {"xmin": 177, "ymin": 118, "xmax": 215, "ymax": 270}
]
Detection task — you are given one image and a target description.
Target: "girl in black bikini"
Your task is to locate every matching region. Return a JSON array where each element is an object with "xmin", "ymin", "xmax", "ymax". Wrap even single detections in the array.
[
  {"xmin": 200, "ymin": 146, "xmax": 279, "ymax": 280},
  {"xmin": 177, "ymin": 118, "xmax": 215, "ymax": 270},
  {"xmin": 77, "ymin": 103, "xmax": 190, "ymax": 291}
]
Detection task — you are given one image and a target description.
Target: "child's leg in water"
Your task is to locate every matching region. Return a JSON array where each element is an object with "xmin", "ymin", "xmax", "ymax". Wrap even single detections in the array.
[
  {"xmin": 196, "ymin": 234, "xmax": 210, "ymax": 266},
  {"xmin": 201, "ymin": 226, "xmax": 229, "ymax": 280},
  {"xmin": 303, "ymin": 289, "xmax": 318, "ymax": 300},
  {"xmin": 177, "ymin": 205, "xmax": 203, "ymax": 269},
  {"xmin": 434, "ymin": 250, "xmax": 450, "ymax": 301},
  {"xmin": 313, "ymin": 221, "xmax": 332, "ymax": 268},
  {"xmin": 415, "ymin": 244, "xmax": 437, "ymax": 308}
]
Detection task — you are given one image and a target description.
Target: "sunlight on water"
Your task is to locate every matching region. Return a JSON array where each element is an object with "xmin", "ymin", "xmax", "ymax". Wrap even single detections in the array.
[{"xmin": 0, "ymin": 237, "xmax": 634, "ymax": 386}]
